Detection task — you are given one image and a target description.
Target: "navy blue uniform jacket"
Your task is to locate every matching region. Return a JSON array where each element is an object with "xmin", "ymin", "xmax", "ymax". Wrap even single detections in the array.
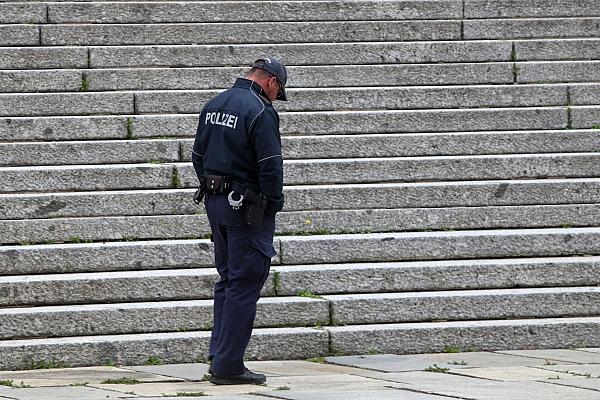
[{"xmin": 192, "ymin": 78, "xmax": 284, "ymax": 214}]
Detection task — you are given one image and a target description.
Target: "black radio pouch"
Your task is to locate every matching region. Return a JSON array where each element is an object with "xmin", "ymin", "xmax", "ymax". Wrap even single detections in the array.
[{"xmin": 243, "ymin": 189, "xmax": 268, "ymax": 227}]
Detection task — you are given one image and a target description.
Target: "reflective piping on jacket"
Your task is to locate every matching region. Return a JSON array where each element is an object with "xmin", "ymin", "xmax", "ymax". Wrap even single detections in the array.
[
  {"xmin": 258, "ymin": 154, "xmax": 282, "ymax": 163},
  {"xmin": 248, "ymin": 81, "xmax": 266, "ymax": 131}
]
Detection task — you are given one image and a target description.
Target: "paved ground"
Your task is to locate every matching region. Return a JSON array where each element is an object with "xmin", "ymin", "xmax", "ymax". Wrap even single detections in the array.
[{"xmin": 0, "ymin": 348, "xmax": 599, "ymax": 399}]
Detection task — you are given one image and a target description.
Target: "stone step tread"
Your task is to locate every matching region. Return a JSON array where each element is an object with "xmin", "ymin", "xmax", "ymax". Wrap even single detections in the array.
[
  {"xmin": 37, "ymin": 21, "xmax": 462, "ymax": 46},
  {"xmin": 465, "ymin": 0, "xmax": 600, "ymax": 18},
  {"xmin": 2, "ymin": 203, "xmax": 600, "ymax": 245},
  {"xmin": 0, "ymin": 326, "xmax": 329, "ymax": 370},
  {"xmin": 43, "ymin": 0, "xmax": 463, "ymax": 24},
  {"xmin": 4, "ymin": 130, "xmax": 600, "ymax": 166},
  {"xmin": 1, "ymin": 178, "xmax": 599, "ymax": 219},
  {"xmin": 464, "ymin": 17, "xmax": 600, "ymax": 40},
  {"xmin": 0, "ymin": 317, "xmax": 598, "ymax": 369},
  {"xmin": 1, "ymin": 227, "xmax": 599, "ymax": 278},
  {"xmin": 4, "ymin": 107, "xmax": 589, "ymax": 140},
  {"xmin": 0, "ymin": 296, "xmax": 330, "ymax": 339},
  {"xmin": 2, "ymin": 152, "xmax": 600, "ymax": 193}
]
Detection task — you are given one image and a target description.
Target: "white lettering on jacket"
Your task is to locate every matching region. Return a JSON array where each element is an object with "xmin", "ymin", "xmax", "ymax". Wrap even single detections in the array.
[{"xmin": 205, "ymin": 112, "xmax": 239, "ymax": 130}]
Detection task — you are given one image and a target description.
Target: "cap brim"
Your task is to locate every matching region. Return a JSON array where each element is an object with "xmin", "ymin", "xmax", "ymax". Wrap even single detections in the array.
[{"xmin": 276, "ymin": 85, "xmax": 287, "ymax": 101}]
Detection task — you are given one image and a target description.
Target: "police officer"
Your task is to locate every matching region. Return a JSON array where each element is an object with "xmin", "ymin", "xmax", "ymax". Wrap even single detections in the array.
[{"xmin": 191, "ymin": 58, "xmax": 287, "ymax": 385}]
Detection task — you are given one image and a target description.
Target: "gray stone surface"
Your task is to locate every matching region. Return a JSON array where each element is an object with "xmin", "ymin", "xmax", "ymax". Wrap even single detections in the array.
[
  {"xmin": 0, "ymin": 70, "xmax": 82, "ymax": 94},
  {"xmin": 88, "ymin": 63, "xmax": 513, "ymax": 91},
  {"xmin": 0, "ymin": 25, "xmax": 39, "ymax": 46},
  {"xmin": 49, "ymin": 0, "xmax": 462, "ymax": 23},
  {"xmin": 90, "ymin": 41, "xmax": 512, "ymax": 68},
  {"xmin": 0, "ymin": 139, "xmax": 180, "ymax": 167},
  {"xmin": 0, "ymin": 92, "xmax": 134, "ymax": 117},
  {"xmin": 544, "ymin": 377, "xmax": 600, "ymax": 392},
  {"xmin": 0, "ymin": 366, "xmax": 179, "ymax": 386},
  {"xmin": 326, "ymin": 287, "xmax": 600, "ymax": 324},
  {"xmin": 179, "ymin": 130, "xmax": 600, "ymax": 160},
  {"xmin": 0, "ymin": 238, "xmax": 215, "ymax": 275},
  {"xmin": 136, "ymin": 85, "xmax": 567, "ymax": 114},
  {"xmin": 0, "ymin": 116, "xmax": 127, "ymax": 142},
  {"xmin": 121, "ymin": 362, "xmax": 209, "ymax": 381},
  {"xmin": 279, "ymin": 227, "xmax": 600, "ymax": 264},
  {"xmin": 0, "ymin": 269, "xmax": 220, "ymax": 307},
  {"xmin": 42, "ymin": 21, "xmax": 460, "ymax": 46},
  {"xmin": 465, "ymin": 0, "xmax": 600, "ymax": 18},
  {"xmin": 497, "ymin": 349, "xmax": 600, "ymax": 364},
  {"xmin": 0, "ymin": 386, "xmax": 137, "ymax": 400},
  {"xmin": 325, "ymin": 354, "xmax": 463, "ymax": 372},
  {"xmin": 326, "ymin": 317, "xmax": 600, "ymax": 355},
  {"xmin": 517, "ymin": 61, "xmax": 600, "ymax": 83},
  {"xmin": 0, "ymin": 297, "xmax": 328, "ymax": 339},
  {"xmin": 0, "ymin": 164, "xmax": 173, "ymax": 193},
  {"xmin": 465, "ymin": 18, "xmax": 600, "ymax": 39},
  {"xmin": 570, "ymin": 84, "xmax": 600, "ymax": 105},
  {"xmin": 260, "ymin": 388, "xmax": 444, "ymax": 400},
  {"xmin": 572, "ymin": 106, "xmax": 600, "ymax": 129},
  {"xmin": 535, "ymin": 364, "xmax": 600, "ymax": 377},
  {"xmin": 0, "ymin": 47, "xmax": 87, "ymax": 69},
  {"xmin": 382, "ymin": 370, "xmax": 600, "ymax": 400},
  {"xmin": 0, "ymin": 327, "xmax": 328, "ymax": 370},
  {"xmin": 132, "ymin": 108, "xmax": 568, "ymax": 138},
  {"xmin": 515, "ymin": 39, "xmax": 600, "ymax": 61},
  {"xmin": 274, "ymin": 256, "xmax": 600, "ymax": 296},
  {"xmin": 2, "ymin": 178, "xmax": 598, "ymax": 220},
  {"xmin": 0, "ymin": 188, "xmax": 198, "ymax": 220},
  {"xmin": 0, "ymin": 3, "xmax": 46, "ymax": 23}
]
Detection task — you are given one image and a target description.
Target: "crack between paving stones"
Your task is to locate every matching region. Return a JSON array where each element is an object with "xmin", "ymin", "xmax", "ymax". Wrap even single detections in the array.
[
  {"xmin": 540, "ymin": 380, "xmax": 600, "ymax": 393},
  {"xmin": 389, "ymin": 385, "xmax": 477, "ymax": 400}
]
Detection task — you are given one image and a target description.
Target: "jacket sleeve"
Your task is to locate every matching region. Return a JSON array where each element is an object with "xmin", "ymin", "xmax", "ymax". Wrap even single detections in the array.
[
  {"xmin": 192, "ymin": 110, "xmax": 206, "ymax": 186},
  {"xmin": 252, "ymin": 109, "xmax": 284, "ymax": 214}
]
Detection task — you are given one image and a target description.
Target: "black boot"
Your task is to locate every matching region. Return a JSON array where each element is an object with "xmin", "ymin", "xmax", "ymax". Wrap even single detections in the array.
[{"xmin": 209, "ymin": 369, "xmax": 266, "ymax": 385}]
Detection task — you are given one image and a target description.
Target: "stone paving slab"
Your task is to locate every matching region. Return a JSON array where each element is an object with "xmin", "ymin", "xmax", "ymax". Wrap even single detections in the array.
[
  {"xmin": 265, "ymin": 388, "xmax": 451, "ymax": 400},
  {"xmin": 0, "ymin": 366, "xmax": 181, "ymax": 387},
  {"xmin": 544, "ymin": 377, "xmax": 600, "ymax": 392},
  {"xmin": 244, "ymin": 360, "xmax": 372, "ymax": 377},
  {"xmin": 496, "ymin": 349, "xmax": 600, "ymax": 364},
  {"xmin": 383, "ymin": 370, "xmax": 600, "ymax": 400},
  {"xmin": 0, "ymin": 385, "xmax": 137, "ymax": 400},
  {"xmin": 448, "ymin": 366, "xmax": 577, "ymax": 381},
  {"xmin": 537, "ymin": 363, "xmax": 600, "ymax": 377},
  {"xmin": 326, "ymin": 354, "xmax": 464, "ymax": 372},
  {"xmin": 579, "ymin": 348, "xmax": 600, "ymax": 354},
  {"xmin": 120, "ymin": 363, "xmax": 209, "ymax": 381}
]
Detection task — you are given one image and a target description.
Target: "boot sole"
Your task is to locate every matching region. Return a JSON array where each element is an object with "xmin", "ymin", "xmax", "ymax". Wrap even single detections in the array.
[{"xmin": 209, "ymin": 376, "xmax": 266, "ymax": 385}]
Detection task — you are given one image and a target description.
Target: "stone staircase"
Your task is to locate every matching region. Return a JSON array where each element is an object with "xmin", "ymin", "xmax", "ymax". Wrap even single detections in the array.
[{"xmin": 1, "ymin": 0, "xmax": 600, "ymax": 370}]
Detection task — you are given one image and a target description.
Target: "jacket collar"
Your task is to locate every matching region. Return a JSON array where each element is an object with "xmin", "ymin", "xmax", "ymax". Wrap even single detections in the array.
[{"xmin": 233, "ymin": 78, "xmax": 271, "ymax": 104}]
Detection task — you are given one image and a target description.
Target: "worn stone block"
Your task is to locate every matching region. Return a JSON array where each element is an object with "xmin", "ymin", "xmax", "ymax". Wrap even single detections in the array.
[
  {"xmin": 0, "ymin": 47, "xmax": 87, "ymax": 69},
  {"xmin": 465, "ymin": 18, "xmax": 600, "ymax": 39},
  {"xmin": 0, "ymin": 70, "xmax": 82, "ymax": 93},
  {"xmin": 517, "ymin": 61, "xmax": 600, "ymax": 83},
  {"xmin": 43, "ymin": 21, "xmax": 460, "ymax": 46},
  {"xmin": 0, "ymin": 116, "xmax": 127, "ymax": 142},
  {"xmin": 571, "ymin": 106, "xmax": 600, "ymax": 129},
  {"xmin": 0, "ymin": 3, "xmax": 46, "ymax": 23},
  {"xmin": 465, "ymin": 0, "xmax": 600, "ymax": 18},
  {"xmin": 0, "ymin": 25, "xmax": 39, "ymax": 46},
  {"xmin": 515, "ymin": 39, "xmax": 600, "ymax": 61},
  {"xmin": 570, "ymin": 84, "xmax": 600, "ymax": 105}
]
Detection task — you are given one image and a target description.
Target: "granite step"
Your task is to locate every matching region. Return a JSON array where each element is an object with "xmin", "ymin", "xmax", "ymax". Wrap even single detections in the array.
[
  {"xmin": 0, "ymin": 317, "xmax": 598, "ymax": 370},
  {"xmin": 0, "ymin": 69, "xmax": 82, "ymax": 93},
  {"xmin": 0, "ymin": 47, "xmax": 88, "ymax": 70},
  {"xmin": 46, "ymin": 0, "xmax": 462, "ymax": 23},
  {"xmin": 53, "ymin": 63, "xmax": 516, "ymax": 92},
  {"xmin": 464, "ymin": 18, "xmax": 600, "ymax": 40},
  {"xmin": 464, "ymin": 0, "xmax": 600, "ymax": 18},
  {"xmin": 0, "ymin": 25, "xmax": 39, "ymax": 46},
  {"xmin": 272, "ymin": 256, "xmax": 600, "ymax": 296},
  {"xmin": 0, "ymin": 326, "xmax": 328, "ymax": 370},
  {"xmin": 4, "ymin": 129, "xmax": 599, "ymax": 166},
  {"xmin": 1, "ymin": 107, "xmax": 579, "ymax": 142},
  {"xmin": 88, "ymin": 41, "xmax": 513, "ymax": 68},
  {"xmin": 2, "ymin": 203, "xmax": 599, "ymax": 245},
  {"xmin": 0, "ymin": 297, "xmax": 330, "ymax": 340},
  {"xmin": 0, "ymin": 84, "xmax": 569, "ymax": 117},
  {"xmin": 326, "ymin": 317, "xmax": 600, "ymax": 356},
  {"xmin": 1, "ymin": 178, "xmax": 598, "ymax": 219},
  {"xmin": 0, "ymin": 3, "xmax": 46, "ymax": 24},
  {"xmin": 515, "ymin": 38, "xmax": 600, "ymax": 61},
  {"xmin": 1, "ymin": 228, "xmax": 599, "ymax": 277},
  {"xmin": 325, "ymin": 287, "xmax": 600, "ymax": 325},
  {"xmin": 134, "ymin": 85, "xmax": 569, "ymax": 114},
  {"xmin": 2, "ymin": 152, "xmax": 599, "ymax": 193},
  {"xmin": 516, "ymin": 61, "xmax": 600, "ymax": 83},
  {"xmin": 40, "ymin": 21, "xmax": 460, "ymax": 46}
]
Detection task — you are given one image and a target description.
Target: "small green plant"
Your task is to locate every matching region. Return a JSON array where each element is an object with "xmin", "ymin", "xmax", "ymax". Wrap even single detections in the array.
[
  {"xmin": 69, "ymin": 382, "xmax": 89, "ymax": 386},
  {"xmin": 172, "ymin": 166, "xmax": 182, "ymax": 188},
  {"xmin": 448, "ymin": 360, "xmax": 468, "ymax": 366},
  {"xmin": 366, "ymin": 349, "xmax": 383, "ymax": 355},
  {"xmin": 145, "ymin": 356, "xmax": 163, "ymax": 365},
  {"xmin": 272, "ymin": 271, "xmax": 281, "ymax": 295},
  {"xmin": 544, "ymin": 359, "xmax": 556, "ymax": 365},
  {"xmin": 125, "ymin": 391, "xmax": 136, "ymax": 395},
  {"xmin": 123, "ymin": 236, "xmax": 139, "ymax": 242},
  {"xmin": 297, "ymin": 290, "xmax": 324, "ymax": 299},
  {"xmin": 18, "ymin": 240, "xmax": 32, "ymax": 246},
  {"xmin": 548, "ymin": 375, "xmax": 561, "ymax": 380},
  {"xmin": 442, "ymin": 346, "xmax": 461, "ymax": 353},
  {"xmin": 560, "ymin": 224, "xmax": 572, "ymax": 229},
  {"xmin": 0, "ymin": 380, "xmax": 14, "ymax": 387},
  {"xmin": 163, "ymin": 392, "xmax": 208, "ymax": 397},
  {"xmin": 80, "ymin": 77, "xmax": 90, "ymax": 92},
  {"xmin": 306, "ymin": 357, "xmax": 327, "ymax": 364},
  {"xmin": 200, "ymin": 374, "xmax": 211, "ymax": 382},
  {"xmin": 105, "ymin": 359, "xmax": 116, "ymax": 367},
  {"xmin": 275, "ymin": 386, "xmax": 290, "ymax": 391},
  {"xmin": 100, "ymin": 377, "xmax": 141, "ymax": 385},
  {"xmin": 592, "ymin": 124, "xmax": 600, "ymax": 129},
  {"xmin": 425, "ymin": 364, "xmax": 450, "ymax": 373},
  {"xmin": 68, "ymin": 236, "xmax": 93, "ymax": 244}
]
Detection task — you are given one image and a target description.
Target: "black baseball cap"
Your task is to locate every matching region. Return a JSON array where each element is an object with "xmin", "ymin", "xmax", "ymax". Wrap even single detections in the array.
[{"xmin": 250, "ymin": 57, "xmax": 288, "ymax": 101}]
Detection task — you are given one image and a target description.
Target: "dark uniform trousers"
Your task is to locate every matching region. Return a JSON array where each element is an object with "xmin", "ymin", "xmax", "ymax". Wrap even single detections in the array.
[{"xmin": 205, "ymin": 193, "xmax": 277, "ymax": 376}]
